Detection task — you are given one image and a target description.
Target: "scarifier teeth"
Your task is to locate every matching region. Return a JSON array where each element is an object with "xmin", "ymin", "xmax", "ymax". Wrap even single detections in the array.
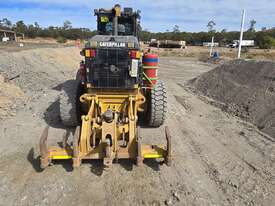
[
  {"xmin": 165, "ymin": 126, "xmax": 172, "ymax": 166},
  {"xmin": 62, "ymin": 130, "xmax": 69, "ymax": 148},
  {"xmin": 39, "ymin": 126, "xmax": 50, "ymax": 169},
  {"xmin": 39, "ymin": 126, "xmax": 49, "ymax": 157}
]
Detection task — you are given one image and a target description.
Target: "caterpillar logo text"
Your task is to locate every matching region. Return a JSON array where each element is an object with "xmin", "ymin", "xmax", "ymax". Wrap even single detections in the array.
[{"xmin": 99, "ymin": 41, "xmax": 126, "ymax": 48}]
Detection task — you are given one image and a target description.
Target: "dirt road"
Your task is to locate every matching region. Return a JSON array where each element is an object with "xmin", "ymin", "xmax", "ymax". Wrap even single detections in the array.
[{"xmin": 0, "ymin": 48, "xmax": 274, "ymax": 206}]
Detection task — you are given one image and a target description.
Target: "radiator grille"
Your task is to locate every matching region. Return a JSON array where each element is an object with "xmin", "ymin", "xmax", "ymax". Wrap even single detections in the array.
[{"xmin": 89, "ymin": 48, "xmax": 136, "ymax": 88}]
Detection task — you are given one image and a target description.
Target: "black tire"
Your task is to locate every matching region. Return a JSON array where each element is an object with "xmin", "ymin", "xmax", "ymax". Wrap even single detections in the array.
[
  {"xmin": 60, "ymin": 80, "xmax": 83, "ymax": 127},
  {"xmin": 148, "ymin": 80, "xmax": 167, "ymax": 127}
]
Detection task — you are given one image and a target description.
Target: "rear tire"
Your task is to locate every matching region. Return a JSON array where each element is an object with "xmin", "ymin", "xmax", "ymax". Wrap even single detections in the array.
[
  {"xmin": 147, "ymin": 80, "xmax": 167, "ymax": 127},
  {"xmin": 60, "ymin": 80, "xmax": 83, "ymax": 127}
]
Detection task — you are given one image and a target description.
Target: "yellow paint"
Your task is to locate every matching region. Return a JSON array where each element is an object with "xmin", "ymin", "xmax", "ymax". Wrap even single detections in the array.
[
  {"xmin": 52, "ymin": 155, "xmax": 72, "ymax": 160},
  {"xmin": 85, "ymin": 49, "xmax": 91, "ymax": 57},
  {"xmin": 114, "ymin": 6, "xmax": 121, "ymax": 16},
  {"xmin": 100, "ymin": 16, "xmax": 109, "ymax": 23},
  {"xmin": 128, "ymin": 42, "xmax": 134, "ymax": 48},
  {"xmin": 143, "ymin": 154, "xmax": 163, "ymax": 158},
  {"xmin": 90, "ymin": 41, "xmax": 98, "ymax": 48},
  {"xmin": 136, "ymin": 51, "xmax": 141, "ymax": 59}
]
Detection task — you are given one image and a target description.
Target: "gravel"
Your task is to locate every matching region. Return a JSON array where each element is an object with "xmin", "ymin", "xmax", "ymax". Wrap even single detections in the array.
[
  {"xmin": 188, "ymin": 59, "xmax": 275, "ymax": 139},
  {"xmin": 0, "ymin": 50, "xmax": 274, "ymax": 206}
]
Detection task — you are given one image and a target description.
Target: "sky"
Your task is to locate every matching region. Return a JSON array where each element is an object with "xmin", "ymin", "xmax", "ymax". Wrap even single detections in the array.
[{"xmin": 0, "ymin": 0, "xmax": 275, "ymax": 32}]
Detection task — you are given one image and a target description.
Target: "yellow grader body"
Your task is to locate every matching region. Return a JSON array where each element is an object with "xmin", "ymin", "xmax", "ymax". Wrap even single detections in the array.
[
  {"xmin": 39, "ymin": 4, "xmax": 171, "ymax": 169},
  {"xmin": 40, "ymin": 85, "xmax": 171, "ymax": 169}
]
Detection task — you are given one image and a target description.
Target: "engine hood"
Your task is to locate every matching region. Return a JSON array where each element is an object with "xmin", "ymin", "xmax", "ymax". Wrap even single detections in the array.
[{"xmin": 86, "ymin": 35, "xmax": 140, "ymax": 49}]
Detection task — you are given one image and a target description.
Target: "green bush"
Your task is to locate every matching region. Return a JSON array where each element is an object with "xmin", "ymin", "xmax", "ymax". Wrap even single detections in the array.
[
  {"xmin": 256, "ymin": 33, "xmax": 275, "ymax": 49},
  {"xmin": 57, "ymin": 36, "xmax": 67, "ymax": 44}
]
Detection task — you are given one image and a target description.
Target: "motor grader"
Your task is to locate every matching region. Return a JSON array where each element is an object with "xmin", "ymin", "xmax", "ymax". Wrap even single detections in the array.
[{"xmin": 39, "ymin": 4, "xmax": 171, "ymax": 169}]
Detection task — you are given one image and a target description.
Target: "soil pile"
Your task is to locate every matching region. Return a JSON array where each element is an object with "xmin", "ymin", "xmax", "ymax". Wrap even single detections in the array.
[
  {"xmin": 0, "ymin": 47, "xmax": 80, "ymax": 92},
  {"xmin": 188, "ymin": 59, "xmax": 275, "ymax": 138},
  {"xmin": 0, "ymin": 75, "xmax": 23, "ymax": 120},
  {"xmin": 0, "ymin": 47, "xmax": 81, "ymax": 120}
]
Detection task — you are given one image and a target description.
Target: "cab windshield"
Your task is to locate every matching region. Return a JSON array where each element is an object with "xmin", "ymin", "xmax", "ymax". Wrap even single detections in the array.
[{"xmin": 98, "ymin": 15, "xmax": 134, "ymax": 36}]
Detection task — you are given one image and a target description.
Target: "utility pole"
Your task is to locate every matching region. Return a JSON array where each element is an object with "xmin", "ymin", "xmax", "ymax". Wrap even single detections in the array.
[
  {"xmin": 238, "ymin": 9, "xmax": 246, "ymax": 59},
  {"xmin": 210, "ymin": 36, "xmax": 214, "ymax": 57}
]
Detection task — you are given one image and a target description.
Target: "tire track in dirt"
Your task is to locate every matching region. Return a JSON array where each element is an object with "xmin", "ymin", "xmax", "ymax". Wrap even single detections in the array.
[
  {"xmin": 180, "ymin": 85, "xmax": 275, "ymax": 181},
  {"xmin": 190, "ymin": 90, "xmax": 275, "ymax": 183},
  {"xmin": 164, "ymin": 82, "xmax": 232, "ymax": 206},
  {"xmin": 170, "ymin": 81, "xmax": 275, "ymax": 205}
]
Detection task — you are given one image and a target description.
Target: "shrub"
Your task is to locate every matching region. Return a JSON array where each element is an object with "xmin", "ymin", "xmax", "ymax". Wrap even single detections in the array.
[
  {"xmin": 57, "ymin": 36, "xmax": 67, "ymax": 44},
  {"xmin": 256, "ymin": 33, "xmax": 275, "ymax": 49}
]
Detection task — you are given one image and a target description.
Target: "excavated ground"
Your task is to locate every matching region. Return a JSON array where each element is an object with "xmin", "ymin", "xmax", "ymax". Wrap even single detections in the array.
[
  {"xmin": 0, "ymin": 47, "xmax": 274, "ymax": 206},
  {"xmin": 187, "ymin": 60, "xmax": 275, "ymax": 139}
]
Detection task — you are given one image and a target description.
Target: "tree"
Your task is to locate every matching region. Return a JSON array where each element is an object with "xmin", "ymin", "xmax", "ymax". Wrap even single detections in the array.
[
  {"xmin": 14, "ymin": 20, "xmax": 27, "ymax": 33},
  {"xmin": 27, "ymin": 24, "xmax": 36, "ymax": 38},
  {"xmin": 207, "ymin": 20, "xmax": 216, "ymax": 32},
  {"xmin": 256, "ymin": 32, "xmax": 275, "ymax": 49},
  {"xmin": 140, "ymin": 28, "xmax": 152, "ymax": 42},
  {"xmin": 0, "ymin": 18, "xmax": 12, "ymax": 28},
  {"xmin": 248, "ymin": 19, "xmax": 256, "ymax": 32},
  {"xmin": 63, "ymin": 20, "xmax": 72, "ymax": 30},
  {"xmin": 34, "ymin": 22, "xmax": 40, "ymax": 28},
  {"xmin": 173, "ymin": 25, "xmax": 180, "ymax": 33},
  {"xmin": 215, "ymin": 32, "xmax": 226, "ymax": 45}
]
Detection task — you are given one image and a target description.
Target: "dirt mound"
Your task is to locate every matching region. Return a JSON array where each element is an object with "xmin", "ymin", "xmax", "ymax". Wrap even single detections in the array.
[
  {"xmin": 188, "ymin": 59, "xmax": 275, "ymax": 138},
  {"xmin": 0, "ymin": 75, "xmax": 23, "ymax": 120},
  {"xmin": 0, "ymin": 47, "xmax": 81, "ymax": 121},
  {"xmin": 0, "ymin": 47, "xmax": 80, "ymax": 92}
]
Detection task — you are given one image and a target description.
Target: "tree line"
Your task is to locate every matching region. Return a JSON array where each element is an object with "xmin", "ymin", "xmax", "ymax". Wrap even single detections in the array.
[
  {"xmin": 140, "ymin": 20, "xmax": 275, "ymax": 49},
  {"xmin": 1, "ymin": 18, "xmax": 275, "ymax": 49},
  {"xmin": 0, "ymin": 18, "xmax": 96, "ymax": 43},
  {"xmin": 140, "ymin": 29, "xmax": 275, "ymax": 49}
]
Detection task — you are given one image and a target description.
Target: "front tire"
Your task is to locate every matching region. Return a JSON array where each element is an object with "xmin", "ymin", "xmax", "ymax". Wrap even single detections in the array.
[
  {"xmin": 147, "ymin": 80, "xmax": 167, "ymax": 127},
  {"xmin": 60, "ymin": 80, "xmax": 83, "ymax": 127}
]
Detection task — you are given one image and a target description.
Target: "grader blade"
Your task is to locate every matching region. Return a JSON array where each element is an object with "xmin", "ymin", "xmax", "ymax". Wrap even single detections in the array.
[
  {"xmin": 39, "ymin": 124, "xmax": 172, "ymax": 169},
  {"xmin": 138, "ymin": 126, "xmax": 172, "ymax": 166},
  {"xmin": 39, "ymin": 126, "xmax": 73, "ymax": 169}
]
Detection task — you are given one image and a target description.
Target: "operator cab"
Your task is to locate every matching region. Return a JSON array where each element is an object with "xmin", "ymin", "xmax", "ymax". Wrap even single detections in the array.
[
  {"xmin": 82, "ymin": 5, "xmax": 142, "ymax": 89},
  {"xmin": 95, "ymin": 5, "xmax": 141, "ymax": 37}
]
